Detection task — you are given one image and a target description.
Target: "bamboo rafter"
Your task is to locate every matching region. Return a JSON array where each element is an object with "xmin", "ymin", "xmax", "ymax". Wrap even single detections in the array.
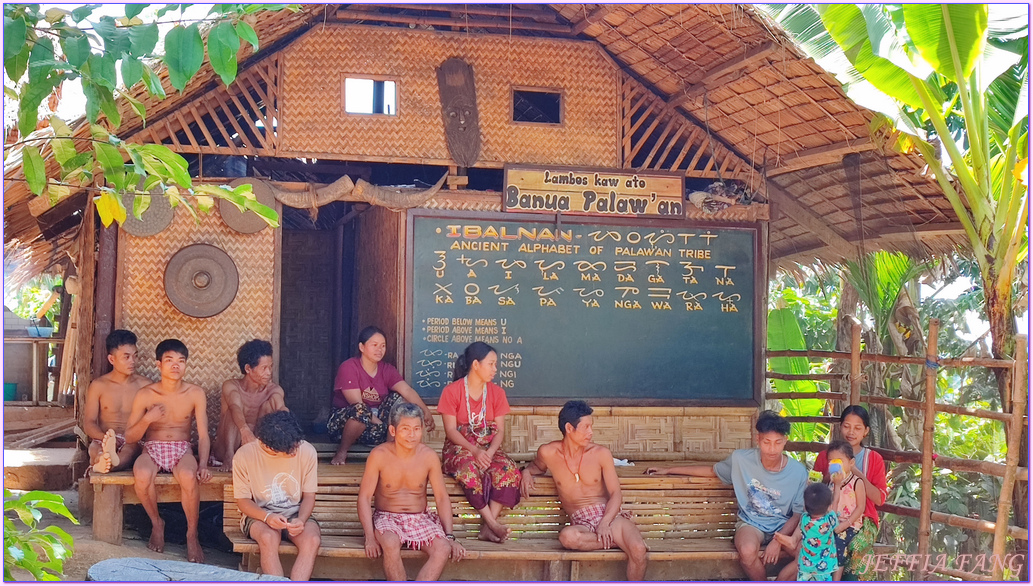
[
  {"xmin": 619, "ymin": 75, "xmax": 750, "ymax": 181},
  {"xmin": 127, "ymin": 55, "xmax": 281, "ymax": 158}
]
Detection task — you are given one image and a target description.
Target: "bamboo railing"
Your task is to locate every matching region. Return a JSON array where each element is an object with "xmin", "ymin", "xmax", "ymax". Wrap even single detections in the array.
[{"xmin": 765, "ymin": 317, "xmax": 1029, "ymax": 581}]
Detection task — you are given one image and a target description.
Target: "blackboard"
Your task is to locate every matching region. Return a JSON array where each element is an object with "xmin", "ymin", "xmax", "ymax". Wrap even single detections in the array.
[{"xmin": 405, "ymin": 211, "xmax": 759, "ymax": 404}]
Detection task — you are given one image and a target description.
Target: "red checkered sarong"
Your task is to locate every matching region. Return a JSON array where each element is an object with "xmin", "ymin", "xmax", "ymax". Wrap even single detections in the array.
[
  {"xmin": 143, "ymin": 440, "xmax": 191, "ymax": 472},
  {"xmin": 569, "ymin": 503, "xmax": 633, "ymax": 533},
  {"xmin": 91, "ymin": 433, "xmax": 126, "ymax": 452},
  {"xmin": 373, "ymin": 509, "xmax": 445, "ymax": 550}
]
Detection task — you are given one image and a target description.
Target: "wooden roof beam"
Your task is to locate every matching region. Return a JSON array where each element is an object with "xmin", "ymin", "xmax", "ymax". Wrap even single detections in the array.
[
  {"xmin": 668, "ymin": 42, "xmax": 777, "ymax": 109},
  {"xmin": 572, "ymin": 5, "xmax": 617, "ymax": 35},
  {"xmin": 334, "ymin": 9, "xmax": 574, "ymax": 34},
  {"xmin": 765, "ymin": 181, "xmax": 856, "ymax": 260},
  {"xmin": 765, "ymin": 138, "xmax": 875, "ymax": 177}
]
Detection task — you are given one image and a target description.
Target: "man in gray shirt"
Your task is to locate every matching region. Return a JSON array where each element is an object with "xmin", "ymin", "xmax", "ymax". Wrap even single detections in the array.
[{"xmin": 645, "ymin": 410, "xmax": 806, "ymax": 580}]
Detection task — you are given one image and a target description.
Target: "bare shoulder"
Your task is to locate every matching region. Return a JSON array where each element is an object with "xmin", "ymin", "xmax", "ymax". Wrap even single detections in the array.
[
  {"xmin": 269, "ymin": 383, "xmax": 285, "ymax": 397},
  {"xmin": 367, "ymin": 443, "xmax": 392, "ymax": 462},
  {"xmin": 416, "ymin": 443, "xmax": 440, "ymax": 464},
  {"xmin": 588, "ymin": 443, "xmax": 613, "ymax": 460},
  {"xmin": 537, "ymin": 441, "xmax": 562, "ymax": 461},
  {"xmin": 221, "ymin": 378, "xmax": 242, "ymax": 394},
  {"xmin": 185, "ymin": 383, "xmax": 208, "ymax": 400},
  {"xmin": 130, "ymin": 374, "xmax": 152, "ymax": 388}
]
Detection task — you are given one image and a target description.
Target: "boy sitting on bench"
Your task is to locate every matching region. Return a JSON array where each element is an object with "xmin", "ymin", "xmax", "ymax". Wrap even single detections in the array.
[{"xmin": 125, "ymin": 339, "xmax": 211, "ymax": 563}]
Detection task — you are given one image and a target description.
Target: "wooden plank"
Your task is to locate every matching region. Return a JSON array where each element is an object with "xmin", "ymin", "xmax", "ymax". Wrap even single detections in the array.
[
  {"xmin": 668, "ymin": 42, "xmax": 777, "ymax": 108},
  {"xmin": 93, "ymin": 483, "xmax": 124, "ymax": 545},
  {"xmin": 7, "ymin": 419, "xmax": 75, "ymax": 448},
  {"xmin": 764, "ymin": 181, "xmax": 856, "ymax": 260},
  {"xmin": 766, "ymin": 138, "xmax": 875, "ymax": 177}
]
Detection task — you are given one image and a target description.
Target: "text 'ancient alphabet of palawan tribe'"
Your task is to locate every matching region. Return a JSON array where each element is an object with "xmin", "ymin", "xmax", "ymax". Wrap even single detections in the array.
[{"xmin": 502, "ymin": 165, "xmax": 685, "ymax": 218}]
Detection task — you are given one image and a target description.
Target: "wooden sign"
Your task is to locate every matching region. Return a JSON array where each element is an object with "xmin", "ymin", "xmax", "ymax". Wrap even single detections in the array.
[{"xmin": 503, "ymin": 165, "xmax": 684, "ymax": 218}]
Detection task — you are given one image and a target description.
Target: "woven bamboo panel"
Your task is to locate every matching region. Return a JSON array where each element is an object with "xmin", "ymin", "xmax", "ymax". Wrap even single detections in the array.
[
  {"xmin": 685, "ymin": 203, "xmax": 770, "ymax": 222},
  {"xmin": 119, "ymin": 201, "xmax": 276, "ymax": 438},
  {"xmin": 281, "ymin": 26, "xmax": 619, "ymax": 167},
  {"xmin": 504, "ymin": 411, "xmax": 752, "ymax": 459}
]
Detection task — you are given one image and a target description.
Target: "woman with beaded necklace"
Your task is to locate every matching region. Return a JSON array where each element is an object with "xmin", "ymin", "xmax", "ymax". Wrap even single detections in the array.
[{"xmin": 437, "ymin": 342, "xmax": 521, "ymax": 542}]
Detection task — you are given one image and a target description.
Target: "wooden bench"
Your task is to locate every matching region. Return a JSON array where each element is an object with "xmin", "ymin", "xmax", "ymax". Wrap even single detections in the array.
[
  {"xmin": 223, "ymin": 463, "xmax": 747, "ymax": 581},
  {"xmin": 89, "ymin": 470, "xmax": 233, "ymax": 545}
]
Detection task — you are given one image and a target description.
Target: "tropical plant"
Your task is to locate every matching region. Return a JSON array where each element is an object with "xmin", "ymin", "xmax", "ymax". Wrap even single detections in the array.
[
  {"xmin": 767, "ymin": 302, "xmax": 830, "ymax": 446},
  {"xmin": 3, "ymin": 489, "xmax": 77, "ymax": 581},
  {"xmin": 759, "ymin": 2, "xmax": 1029, "ymax": 391},
  {"xmin": 3, "ymin": 4, "xmax": 298, "ymax": 228}
]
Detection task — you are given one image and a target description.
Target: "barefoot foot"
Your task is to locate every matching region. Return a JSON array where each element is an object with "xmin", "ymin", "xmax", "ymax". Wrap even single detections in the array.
[
  {"xmin": 102, "ymin": 429, "xmax": 120, "ymax": 468},
  {"xmin": 487, "ymin": 519, "xmax": 511, "ymax": 542},
  {"xmin": 148, "ymin": 519, "xmax": 165, "ymax": 553},
  {"xmin": 186, "ymin": 533, "xmax": 205, "ymax": 563},
  {"xmin": 92, "ymin": 452, "xmax": 112, "ymax": 474},
  {"xmin": 478, "ymin": 523, "xmax": 502, "ymax": 543},
  {"xmin": 329, "ymin": 450, "xmax": 348, "ymax": 465}
]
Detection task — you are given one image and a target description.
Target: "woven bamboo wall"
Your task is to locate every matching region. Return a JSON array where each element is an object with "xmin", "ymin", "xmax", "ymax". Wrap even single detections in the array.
[
  {"xmin": 119, "ymin": 204, "xmax": 276, "ymax": 437},
  {"xmin": 352, "ymin": 206, "xmax": 405, "ymax": 367},
  {"xmin": 280, "ymin": 25, "xmax": 619, "ymax": 167},
  {"xmin": 417, "ymin": 406, "xmax": 756, "ymax": 460}
]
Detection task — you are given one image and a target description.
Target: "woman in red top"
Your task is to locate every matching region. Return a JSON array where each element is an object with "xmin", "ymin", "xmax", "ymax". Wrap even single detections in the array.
[
  {"xmin": 437, "ymin": 342, "xmax": 521, "ymax": 542},
  {"xmin": 813, "ymin": 405, "xmax": 887, "ymax": 580},
  {"xmin": 327, "ymin": 326, "xmax": 435, "ymax": 465}
]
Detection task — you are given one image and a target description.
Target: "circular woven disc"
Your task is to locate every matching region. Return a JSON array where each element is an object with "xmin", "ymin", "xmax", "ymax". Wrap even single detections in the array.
[
  {"xmin": 121, "ymin": 189, "xmax": 173, "ymax": 237},
  {"xmin": 218, "ymin": 178, "xmax": 276, "ymax": 234},
  {"xmin": 163, "ymin": 244, "xmax": 239, "ymax": 318}
]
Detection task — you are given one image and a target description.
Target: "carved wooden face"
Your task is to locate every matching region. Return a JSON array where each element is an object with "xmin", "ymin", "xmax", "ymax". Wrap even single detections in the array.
[{"xmin": 436, "ymin": 57, "xmax": 481, "ymax": 168}]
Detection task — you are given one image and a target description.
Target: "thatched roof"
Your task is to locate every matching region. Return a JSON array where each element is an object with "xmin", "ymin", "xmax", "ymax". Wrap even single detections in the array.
[{"xmin": 4, "ymin": 4, "xmax": 963, "ymax": 284}]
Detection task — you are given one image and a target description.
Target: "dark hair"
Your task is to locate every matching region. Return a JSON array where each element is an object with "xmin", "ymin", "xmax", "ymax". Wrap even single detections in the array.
[
  {"xmin": 106, "ymin": 329, "xmax": 138, "ymax": 355},
  {"xmin": 254, "ymin": 411, "xmax": 304, "ymax": 454},
  {"xmin": 237, "ymin": 339, "xmax": 273, "ymax": 374},
  {"xmin": 840, "ymin": 405, "xmax": 871, "ymax": 429},
  {"xmin": 558, "ymin": 400, "xmax": 593, "ymax": 436},
  {"xmin": 357, "ymin": 326, "xmax": 386, "ymax": 347},
  {"xmin": 452, "ymin": 341, "xmax": 497, "ymax": 381},
  {"xmin": 804, "ymin": 483, "xmax": 833, "ymax": 517},
  {"xmin": 755, "ymin": 410, "xmax": 791, "ymax": 436},
  {"xmin": 826, "ymin": 439, "xmax": 854, "ymax": 461},
  {"xmin": 155, "ymin": 338, "xmax": 189, "ymax": 361}
]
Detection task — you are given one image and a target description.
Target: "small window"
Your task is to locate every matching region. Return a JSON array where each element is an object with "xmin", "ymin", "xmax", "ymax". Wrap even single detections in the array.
[
  {"xmin": 513, "ymin": 88, "xmax": 562, "ymax": 124},
  {"xmin": 342, "ymin": 77, "xmax": 397, "ymax": 115}
]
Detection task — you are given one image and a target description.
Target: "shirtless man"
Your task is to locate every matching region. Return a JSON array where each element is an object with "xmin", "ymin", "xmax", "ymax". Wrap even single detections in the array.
[
  {"xmin": 521, "ymin": 400, "xmax": 648, "ymax": 581},
  {"xmin": 358, "ymin": 402, "xmax": 466, "ymax": 581},
  {"xmin": 124, "ymin": 339, "xmax": 211, "ymax": 563},
  {"xmin": 213, "ymin": 339, "xmax": 287, "ymax": 471},
  {"xmin": 84, "ymin": 329, "xmax": 151, "ymax": 473}
]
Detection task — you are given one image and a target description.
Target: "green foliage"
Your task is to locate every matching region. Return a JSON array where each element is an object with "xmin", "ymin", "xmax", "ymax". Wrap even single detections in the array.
[
  {"xmin": 760, "ymin": 3, "xmax": 1029, "ymax": 361},
  {"xmin": 4, "ymin": 489, "xmax": 77, "ymax": 581},
  {"xmin": 842, "ymin": 250, "xmax": 929, "ymax": 346},
  {"xmin": 5, "ymin": 274, "xmax": 63, "ymax": 325},
  {"xmin": 2, "ymin": 4, "xmax": 299, "ymax": 229},
  {"xmin": 767, "ymin": 305, "xmax": 830, "ymax": 443}
]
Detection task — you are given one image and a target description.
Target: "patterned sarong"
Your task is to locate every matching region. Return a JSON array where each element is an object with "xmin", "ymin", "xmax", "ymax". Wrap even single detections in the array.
[
  {"xmin": 326, "ymin": 391, "xmax": 404, "ymax": 445},
  {"xmin": 373, "ymin": 509, "xmax": 445, "ymax": 550},
  {"xmin": 569, "ymin": 503, "xmax": 633, "ymax": 534},
  {"xmin": 91, "ymin": 433, "xmax": 126, "ymax": 453},
  {"xmin": 842, "ymin": 516, "xmax": 879, "ymax": 580},
  {"xmin": 144, "ymin": 440, "xmax": 191, "ymax": 472},
  {"xmin": 441, "ymin": 422, "xmax": 521, "ymax": 510}
]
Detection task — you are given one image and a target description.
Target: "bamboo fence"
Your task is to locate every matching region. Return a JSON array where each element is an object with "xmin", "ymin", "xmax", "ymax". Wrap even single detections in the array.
[{"xmin": 765, "ymin": 318, "xmax": 1029, "ymax": 581}]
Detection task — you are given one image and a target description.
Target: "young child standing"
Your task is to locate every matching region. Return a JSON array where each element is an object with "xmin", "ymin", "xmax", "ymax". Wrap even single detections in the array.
[
  {"xmin": 774, "ymin": 483, "xmax": 839, "ymax": 581},
  {"xmin": 826, "ymin": 439, "xmax": 866, "ymax": 580}
]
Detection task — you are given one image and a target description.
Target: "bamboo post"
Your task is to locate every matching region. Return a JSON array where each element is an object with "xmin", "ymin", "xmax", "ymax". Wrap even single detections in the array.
[
  {"xmin": 849, "ymin": 317, "xmax": 862, "ymax": 405},
  {"xmin": 992, "ymin": 336, "xmax": 1027, "ymax": 579},
  {"xmin": 916, "ymin": 318, "xmax": 939, "ymax": 579}
]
